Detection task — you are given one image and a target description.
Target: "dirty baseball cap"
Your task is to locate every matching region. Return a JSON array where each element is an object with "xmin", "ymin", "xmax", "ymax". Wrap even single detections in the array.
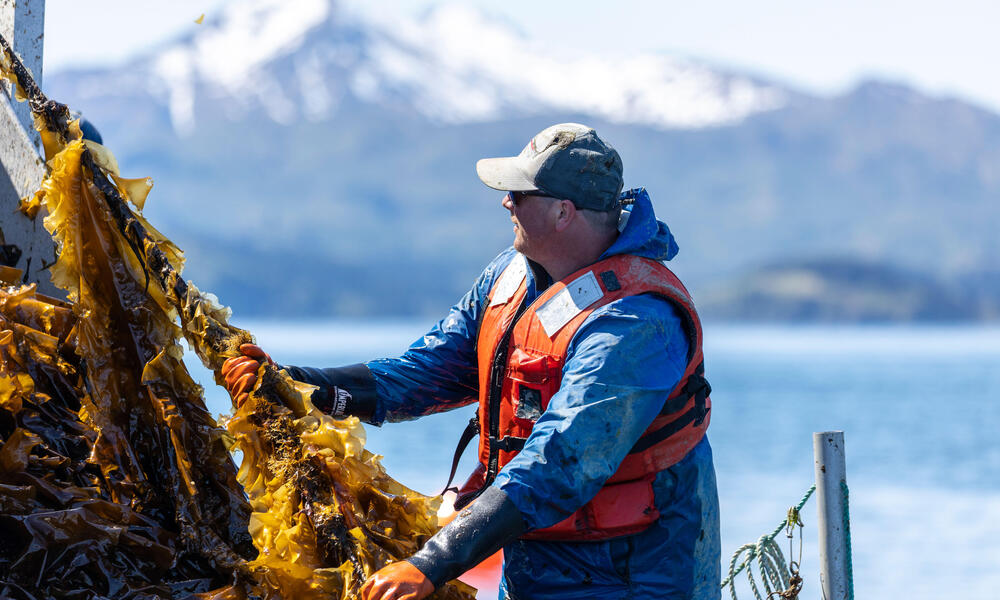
[{"xmin": 476, "ymin": 123, "xmax": 624, "ymax": 211}]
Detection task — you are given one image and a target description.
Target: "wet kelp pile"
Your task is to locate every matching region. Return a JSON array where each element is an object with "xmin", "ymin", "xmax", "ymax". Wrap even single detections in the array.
[
  {"xmin": 0, "ymin": 37, "xmax": 474, "ymax": 600},
  {"xmin": 0, "ymin": 268, "xmax": 255, "ymax": 598}
]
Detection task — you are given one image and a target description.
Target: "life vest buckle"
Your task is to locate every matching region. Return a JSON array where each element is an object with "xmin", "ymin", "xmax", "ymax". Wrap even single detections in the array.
[{"xmin": 488, "ymin": 435, "xmax": 527, "ymax": 453}]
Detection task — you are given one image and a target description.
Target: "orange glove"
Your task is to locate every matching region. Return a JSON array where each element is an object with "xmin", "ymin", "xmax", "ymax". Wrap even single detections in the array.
[
  {"xmin": 220, "ymin": 343, "xmax": 272, "ymax": 407},
  {"xmin": 360, "ymin": 561, "xmax": 433, "ymax": 600}
]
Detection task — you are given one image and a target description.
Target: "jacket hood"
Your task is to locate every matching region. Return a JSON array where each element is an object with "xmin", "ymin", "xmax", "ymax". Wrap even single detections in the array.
[{"xmin": 600, "ymin": 188, "xmax": 679, "ymax": 262}]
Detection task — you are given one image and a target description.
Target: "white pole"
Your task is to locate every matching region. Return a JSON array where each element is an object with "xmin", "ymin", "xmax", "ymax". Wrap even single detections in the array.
[
  {"xmin": 0, "ymin": 0, "xmax": 57, "ymax": 296},
  {"xmin": 813, "ymin": 431, "xmax": 853, "ymax": 600},
  {"xmin": 1, "ymin": 0, "xmax": 44, "ymax": 146}
]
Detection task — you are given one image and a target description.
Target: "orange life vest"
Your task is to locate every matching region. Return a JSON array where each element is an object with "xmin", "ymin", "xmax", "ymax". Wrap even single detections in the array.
[{"xmin": 454, "ymin": 253, "xmax": 711, "ymax": 541}]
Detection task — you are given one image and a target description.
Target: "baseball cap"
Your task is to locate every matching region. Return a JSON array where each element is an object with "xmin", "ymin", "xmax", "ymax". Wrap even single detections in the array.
[{"xmin": 476, "ymin": 123, "xmax": 624, "ymax": 211}]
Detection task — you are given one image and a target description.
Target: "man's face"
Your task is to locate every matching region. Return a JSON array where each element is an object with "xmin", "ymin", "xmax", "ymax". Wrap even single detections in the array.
[{"xmin": 502, "ymin": 191, "xmax": 557, "ymax": 260}]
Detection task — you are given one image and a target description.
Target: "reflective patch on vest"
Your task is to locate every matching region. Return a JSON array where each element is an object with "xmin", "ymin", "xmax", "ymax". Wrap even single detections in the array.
[
  {"xmin": 489, "ymin": 255, "xmax": 527, "ymax": 307},
  {"xmin": 536, "ymin": 271, "xmax": 604, "ymax": 337}
]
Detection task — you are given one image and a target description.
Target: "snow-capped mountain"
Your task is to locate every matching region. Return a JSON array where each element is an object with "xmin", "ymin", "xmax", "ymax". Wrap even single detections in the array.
[
  {"xmin": 44, "ymin": 1, "xmax": 1000, "ymax": 321},
  {"xmin": 59, "ymin": 0, "xmax": 789, "ymax": 135}
]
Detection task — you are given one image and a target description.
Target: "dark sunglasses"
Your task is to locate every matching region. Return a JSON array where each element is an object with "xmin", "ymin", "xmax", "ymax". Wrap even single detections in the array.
[{"xmin": 506, "ymin": 190, "xmax": 557, "ymax": 205}]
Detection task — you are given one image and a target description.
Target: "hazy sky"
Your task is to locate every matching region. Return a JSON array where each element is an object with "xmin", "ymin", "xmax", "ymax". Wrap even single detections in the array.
[{"xmin": 42, "ymin": 0, "xmax": 1000, "ymax": 113}]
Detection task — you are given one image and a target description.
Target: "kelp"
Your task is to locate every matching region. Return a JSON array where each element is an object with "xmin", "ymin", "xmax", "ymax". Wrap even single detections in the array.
[
  {"xmin": 0, "ymin": 35, "xmax": 474, "ymax": 600},
  {"xmin": 0, "ymin": 275, "xmax": 255, "ymax": 598}
]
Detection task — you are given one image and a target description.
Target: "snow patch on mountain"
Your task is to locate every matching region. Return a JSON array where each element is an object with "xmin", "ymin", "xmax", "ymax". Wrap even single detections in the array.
[
  {"xmin": 60, "ymin": 0, "xmax": 789, "ymax": 134},
  {"xmin": 361, "ymin": 4, "xmax": 787, "ymax": 127},
  {"xmin": 148, "ymin": 0, "xmax": 331, "ymax": 131}
]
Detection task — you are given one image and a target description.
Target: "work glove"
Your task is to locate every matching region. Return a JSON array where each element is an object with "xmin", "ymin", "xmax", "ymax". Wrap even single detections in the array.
[
  {"xmin": 405, "ymin": 486, "xmax": 525, "ymax": 590},
  {"xmin": 360, "ymin": 560, "xmax": 434, "ymax": 600},
  {"xmin": 220, "ymin": 343, "xmax": 272, "ymax": 407},
  {"xmin": 281, "ymin": 363, "xmax": 378, "ymax": 421}
]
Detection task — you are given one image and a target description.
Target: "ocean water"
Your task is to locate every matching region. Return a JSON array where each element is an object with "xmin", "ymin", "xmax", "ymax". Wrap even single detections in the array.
[{"xmin": 187, "ymin": 321, "xmax": 1000, "ymax": 599}]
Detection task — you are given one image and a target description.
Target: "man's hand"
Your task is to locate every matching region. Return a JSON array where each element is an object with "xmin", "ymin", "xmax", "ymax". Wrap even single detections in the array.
[
  {"xmin": 360, "ymin": 561, "xmax": 434, "ymax": 600},
  {"xmin": 220, "ymin": 343, "xmax": 272, "ymax": 407}
]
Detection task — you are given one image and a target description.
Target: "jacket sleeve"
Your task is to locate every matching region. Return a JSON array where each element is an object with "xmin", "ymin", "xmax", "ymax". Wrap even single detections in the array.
[
  {"xmin": 491, "ymin": 293, "xmax": 691, "ymax": 531},
  {"xmin": 285, "ymin": 248, "xmax": 519, "ymax": 426}
]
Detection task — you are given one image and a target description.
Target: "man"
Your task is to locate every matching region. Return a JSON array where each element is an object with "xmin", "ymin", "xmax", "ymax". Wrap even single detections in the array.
[{"xmin": 223, "ymin": 123, "xmax": 721, "ymax": 600}]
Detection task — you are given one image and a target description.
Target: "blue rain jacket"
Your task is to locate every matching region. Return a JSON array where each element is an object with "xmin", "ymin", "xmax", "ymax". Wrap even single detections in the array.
[{"xmin": 365, "ymin": 189, "xmax": 720, "ymax": 599}]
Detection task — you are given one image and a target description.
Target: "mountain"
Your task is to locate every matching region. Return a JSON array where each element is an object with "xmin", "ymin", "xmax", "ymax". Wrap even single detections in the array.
[
  {"xmin": 699, "ymin": 258, "xmax": 994, "ymax": 322},
  {"xmin": 43, "ymin": 0, "xmax": 1000, "ymax": 320},
  {"xmin": 57, "ymin": 1, "xmax": 789, "ymax": 135}
]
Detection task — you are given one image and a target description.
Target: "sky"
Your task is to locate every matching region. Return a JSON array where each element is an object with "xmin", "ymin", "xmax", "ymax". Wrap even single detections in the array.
[{"xmin": 41, "ymin": 0, "xmax": 1000, "ymax": 114}]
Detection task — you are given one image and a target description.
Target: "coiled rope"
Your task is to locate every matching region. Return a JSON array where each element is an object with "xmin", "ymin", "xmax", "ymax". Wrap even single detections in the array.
[{"xmin": 720, "ymin": 485, "xmax": 815, "ymax": 600}]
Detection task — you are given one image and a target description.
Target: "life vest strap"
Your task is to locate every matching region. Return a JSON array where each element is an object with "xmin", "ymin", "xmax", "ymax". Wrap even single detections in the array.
[
  {"xmin": 657, "ymin": 361, "xmax": 710, "ymax": 411},
  {"xmin": 488, "ymin": 434, "xmax": 527, "ymax": 453},
  {"xmin": 628, "ymin": 404, "xmax": 704, "ymax": 454},
  {"xmin": 629, "ymin": 364, "xmax": 711, "ymax": 455},
  {"xmin": 441, "ymin": 415, "xmax": 480, "ymax": 495}
]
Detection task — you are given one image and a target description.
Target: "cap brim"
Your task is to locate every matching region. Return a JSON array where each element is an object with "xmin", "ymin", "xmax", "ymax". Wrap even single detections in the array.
[{"xmin": 476, "ymin": 157, "xmax": 538, "ymax": 192}]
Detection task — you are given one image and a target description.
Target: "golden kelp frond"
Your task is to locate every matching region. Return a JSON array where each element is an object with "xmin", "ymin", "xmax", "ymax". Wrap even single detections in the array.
[
  {"xmin": 0, "ymin": 33, "xmax": 474, "ymax": 600},
  {"xmin": 0, "ymin": 281, "xmax": 256, "ymax": 598}
]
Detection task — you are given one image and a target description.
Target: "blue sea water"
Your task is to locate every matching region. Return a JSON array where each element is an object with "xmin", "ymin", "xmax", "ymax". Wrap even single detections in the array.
[{"xmin": 187, "ymin": 321, "xmax": 1000, "ymax": 599}]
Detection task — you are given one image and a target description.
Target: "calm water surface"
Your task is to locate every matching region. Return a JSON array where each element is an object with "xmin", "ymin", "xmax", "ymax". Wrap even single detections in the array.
[{"xmin": 187, "ymin": 322, "xmax": 1000, "ymax": 599}]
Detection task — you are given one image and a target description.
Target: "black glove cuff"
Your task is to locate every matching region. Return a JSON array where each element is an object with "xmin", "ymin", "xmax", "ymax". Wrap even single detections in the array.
[
  {"xmin": 406, "ymin": 486, "xmax": 525, "ymax": 589},
  {"xmin": 280, "ymin": 363, "xmax": 377, "ymax": 421}
]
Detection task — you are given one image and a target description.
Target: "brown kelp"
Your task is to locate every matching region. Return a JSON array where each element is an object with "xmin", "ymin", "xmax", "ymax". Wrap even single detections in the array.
[
  {"xmin": 0, "ymin": 269, "xmax": 256, "ymax": 598},
  {"xmin": 0, "ymin": 35, "xmax": 474, "ymax": 600}
]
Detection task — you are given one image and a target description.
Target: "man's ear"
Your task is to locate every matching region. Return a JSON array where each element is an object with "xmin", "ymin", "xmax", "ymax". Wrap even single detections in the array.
[{"xmin": 553, "ymin": 199, "xmax": 576, "ymax": 233}]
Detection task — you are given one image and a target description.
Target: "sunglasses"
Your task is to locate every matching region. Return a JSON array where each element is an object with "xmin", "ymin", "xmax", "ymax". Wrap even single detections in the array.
[{"xmin": 506, "ymin": 190, "xmax": 557, "ymax": 206}]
